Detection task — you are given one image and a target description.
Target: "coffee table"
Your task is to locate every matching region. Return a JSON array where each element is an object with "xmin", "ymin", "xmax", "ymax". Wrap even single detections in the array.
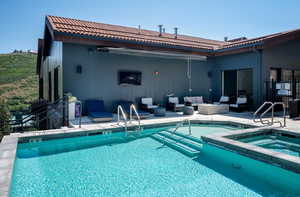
[{"xmin": 198, "ymin": 104, "xmax": 229, "ymax": 115}]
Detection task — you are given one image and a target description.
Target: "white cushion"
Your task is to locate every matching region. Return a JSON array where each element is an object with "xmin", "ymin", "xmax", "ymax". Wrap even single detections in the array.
[
  {"xmin": 141, "ymin": 98, "xmax": 153, "ymax": 105},
  {"xmin": 147, "ymin": 105, "xmax": 158, "ymax": 109},
  {"xmin": 213, "ymin": 102, "xmax": 220, "ymax": 105},
  {"xmin": 194, "ymin": 96, "xmax": 203, "ymax": 104},
  {"xmin": 184, "ymin": 97, "xmax": 192, "ymax": 103},
  {"xmin": 169, "ymin": 97, "xmax": 179, "ymax": 104},
  {"xmin": 185, "ymin": 96, "xmax": 203, "ymax": 104},
  {"xmin": 237, "ymin": 97, "xmax": 247, "ymax": 104},
  {"xmin": 230, "ymin": 104, "xmax": 238, "ymax": 108},
  {"xmin": 220, "ymin": 96, "xmax": 229, "ymax": 102},
  {"xmin": 175, "ymin": 104, "xmax": 185, "ymax": 107}
]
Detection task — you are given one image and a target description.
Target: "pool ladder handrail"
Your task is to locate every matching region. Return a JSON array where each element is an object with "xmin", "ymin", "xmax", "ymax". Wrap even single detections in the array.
[
  {"xmin": 253, "ymin": 101, "xmax": 273, "ymax": 124},
  {"xmin": 253, "ymin": 101, "xmax": 286, "ymax": 127},
  {"xmin": 129, "ymin": 104, "xmax": 142, "ymax": 132},
  {"xmin": 117, "ymin": 105, "xmax": 128, "ymax": 132},
  {"xmin": 173, "ymin": 119, "xmax": 192, "ymax": 135}
]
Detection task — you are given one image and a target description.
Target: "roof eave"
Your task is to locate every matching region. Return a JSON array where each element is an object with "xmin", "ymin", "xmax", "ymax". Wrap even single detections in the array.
[{"xmin": 53, "ymin": 31, "xmax": 214, "ymax": 56}]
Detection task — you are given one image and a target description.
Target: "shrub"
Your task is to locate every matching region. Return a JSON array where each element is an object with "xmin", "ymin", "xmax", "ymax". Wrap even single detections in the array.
[{"xmin": 0, "ymin": 99, "xmax": 11, "ymax": 134}]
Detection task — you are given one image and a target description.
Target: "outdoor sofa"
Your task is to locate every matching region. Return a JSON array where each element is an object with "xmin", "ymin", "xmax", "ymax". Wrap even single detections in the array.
[
  {"xmin": 184, "ymin": 96, "xmax": 204, "ymax": 109},
  {"xmin": 140, "ymin": 97, "xmax": 159, "ymax": 113},
  {"xmin": 229, "ymin": 97, "xmax": 248, "ymax": 112},
  {"xmin": 213, "ymin": 96, "xmax": 230, "ymax": 105},
  {"xmin": 166, "ymin": 97, "xmax": 185, "ymax": 112}
]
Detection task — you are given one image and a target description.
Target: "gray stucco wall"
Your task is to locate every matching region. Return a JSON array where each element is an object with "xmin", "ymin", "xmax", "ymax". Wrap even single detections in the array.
[
  {"xmin": 212, "ymin": 51, "xmax": 263, "ymax": 108},
  {"xmin": 262, "ymin": 39, "xmax": 300, "ymax": 101},
  {"xmin": 62, "ymin": 43, "xmax": 213, "ymax": 111},
  {"xmin": 263, "ymin": 38, "xmax": 300, "ymax": 78}
]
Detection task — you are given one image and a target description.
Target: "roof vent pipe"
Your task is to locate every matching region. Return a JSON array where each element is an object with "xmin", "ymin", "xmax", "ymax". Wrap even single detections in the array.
[
  {"xmin": 174, "ymin": 27, "xmax": 178, "ymax": 39},
  {"xmin": 138, "ymin": 25, "xmax": 141, "ymax": 34},
  {"xmin": 158, "ymin": 25, "xmax": 163, "ymax": 36},
  {"xmin": 224, "ymin": 36, "xmax": 228, "ymax": 42}
]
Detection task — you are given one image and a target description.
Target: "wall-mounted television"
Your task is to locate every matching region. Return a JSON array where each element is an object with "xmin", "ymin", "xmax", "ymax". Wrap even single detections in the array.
[{"xmin": 118, "ymin": 71, "xmax": 142, "ymax": 86}]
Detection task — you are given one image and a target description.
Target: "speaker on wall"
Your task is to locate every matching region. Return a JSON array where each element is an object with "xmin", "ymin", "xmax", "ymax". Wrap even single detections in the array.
[
  {"xmin": 208, "ymin": 71, "xmax": 212, "ymax": 78},
  {"xmin": 76, "ymin": 65, "xmax": 82, "ymax": 74}
]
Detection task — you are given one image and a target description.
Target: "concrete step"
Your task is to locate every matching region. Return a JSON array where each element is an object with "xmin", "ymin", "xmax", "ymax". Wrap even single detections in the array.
[
  {"xmin": 158, "ymin": 131, "xmax": 202, "ymax": 151},
  {"xmin": 151, "ymin": 134, "xmax": 200, "ymax": 157},
  {"xmin": 164, "ymin": 129, "xmax": 203, "ymax": 144}
]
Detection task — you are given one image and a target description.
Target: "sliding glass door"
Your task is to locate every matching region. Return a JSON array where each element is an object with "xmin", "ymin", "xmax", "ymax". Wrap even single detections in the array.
[{"xmin": 222, "ymin": 69, "xmax": 253, "ymax": 98}]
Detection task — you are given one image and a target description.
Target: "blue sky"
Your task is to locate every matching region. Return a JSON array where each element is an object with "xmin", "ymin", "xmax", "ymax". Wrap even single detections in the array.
[{"xmin": 1, "ymin": 0, "xmax": 300, "ymax": 53}]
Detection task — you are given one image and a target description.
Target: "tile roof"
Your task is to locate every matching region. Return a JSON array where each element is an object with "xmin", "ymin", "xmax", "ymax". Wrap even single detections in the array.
[
  {"xmin": 46, "ymin": 15, "xmax": 300, "ymax": 54},
  {"xmin": 46, "ymin": 15, "xmax": 226, "ymax": 51},
  {"xmin": 221, "ymin": 29, "xmax": 300, "ymax": 50}
]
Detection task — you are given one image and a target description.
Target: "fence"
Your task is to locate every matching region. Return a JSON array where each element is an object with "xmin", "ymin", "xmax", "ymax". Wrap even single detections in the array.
[
  {"xmin": 0, "ymin": 96, "xmax": 71, "ymax": 133},
  {"xmin": 265, "ymin": 80, "xmax": 300, "ymax": 102}
]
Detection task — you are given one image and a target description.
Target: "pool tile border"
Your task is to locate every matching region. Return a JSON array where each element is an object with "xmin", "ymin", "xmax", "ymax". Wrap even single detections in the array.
[{"xmin": 202, "ymin": 127, "xmax": 300, "ymax": 174}]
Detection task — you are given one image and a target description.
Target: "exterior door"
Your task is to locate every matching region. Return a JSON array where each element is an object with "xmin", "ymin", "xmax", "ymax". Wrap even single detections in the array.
[{"xmin": 223, "ymin": 70, "xmax": 237, "ymax": 97}]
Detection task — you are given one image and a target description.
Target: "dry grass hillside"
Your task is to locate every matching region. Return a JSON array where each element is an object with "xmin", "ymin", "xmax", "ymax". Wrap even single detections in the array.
[{"xmin": 0, "ymin": 53, "xmax": 38, "ymax": 111}]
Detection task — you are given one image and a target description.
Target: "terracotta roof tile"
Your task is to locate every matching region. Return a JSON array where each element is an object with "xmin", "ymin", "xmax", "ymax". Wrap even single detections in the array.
[
  {"xmin": 46, "ymin": 15, "xmax": 300, "ymax": 53},
  {"xmin": 47, "ymin": 15, "xmax": 226, "ymax": 50}
]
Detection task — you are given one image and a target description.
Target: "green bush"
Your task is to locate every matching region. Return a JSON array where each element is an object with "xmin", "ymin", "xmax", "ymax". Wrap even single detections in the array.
[{"xmin": 0, "ymin": 99, "xmax": 11, "ymax": 134}]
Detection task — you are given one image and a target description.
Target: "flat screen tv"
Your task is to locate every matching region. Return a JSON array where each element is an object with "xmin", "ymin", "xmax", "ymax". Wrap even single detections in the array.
[{"xmin": 118, "ymin": 71, "xmax": 142, "ymax": 85}]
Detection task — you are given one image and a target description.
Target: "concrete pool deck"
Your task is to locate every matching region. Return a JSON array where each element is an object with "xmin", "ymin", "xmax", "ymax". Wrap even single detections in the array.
[{"xmin": 1, "ymin": 111, "xmax": 300, "ymax": 196}]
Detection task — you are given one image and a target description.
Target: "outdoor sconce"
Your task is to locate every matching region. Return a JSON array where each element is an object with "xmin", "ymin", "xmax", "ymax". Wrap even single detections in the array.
[
  {"xmin": 154, "ymin": 71, "xmax": 159, "ymax": 76},
  {"xmin": 87, "ymin": 48, "xmax": 94, "ymax": 54},
  {"xmin": 208, "ymin": 71, "xmax": 212, "ymax": 78},
  {"xmin": 76, "ymin": 65, "xmax": 82, "ymax": 74}
]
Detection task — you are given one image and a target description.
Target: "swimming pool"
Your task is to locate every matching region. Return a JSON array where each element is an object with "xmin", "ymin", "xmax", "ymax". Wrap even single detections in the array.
[{"xmin": 10, "ymin": 124, "xmax": 300, "ymax": 196}]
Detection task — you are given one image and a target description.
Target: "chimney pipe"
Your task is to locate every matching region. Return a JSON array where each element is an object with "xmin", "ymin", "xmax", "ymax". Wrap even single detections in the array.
[
  {"xmin": 224, "ymin": 36, "xmax": 228, "ymax": 42},
  {"xmin": 174, "ymin": 27, "xmax": 178, "ymax": 39},
  {"xmin": 138, "ymin": 25, "xmax": 141, "ymax": 34},
  {"xmin": 162, "ymin": 28, "xmax": 165, "ymax": 33},
  {"xmin": 158, "ymin": 25, "xmax": 163, "ymax": 36}
]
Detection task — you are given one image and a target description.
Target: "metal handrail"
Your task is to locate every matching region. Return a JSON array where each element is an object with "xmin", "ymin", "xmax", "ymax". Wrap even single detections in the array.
[
  {"xmin": 272, "ymin": 102, "xmax": 286, "ymax": 127},
  {"xmin": 254, "ymin": 101, "xmax": 286, "ymax": 127},
  {"xmin": 129, "ymin": 104, "xmax": 141, "ymax": 130},
  {"xmin": 173, "ymin": 119, "xmax": 191, "ymax": 135},
  {"xmin": 253, "ymin": 101, "xmax": 273, "ymax": 123},
  {"xmin": 1, "ymin": 96, "xmax": 76, "ymax": 131},
  {"xmin": 117, "ymin": 105, "xmax": 127, "ymax": 132}
]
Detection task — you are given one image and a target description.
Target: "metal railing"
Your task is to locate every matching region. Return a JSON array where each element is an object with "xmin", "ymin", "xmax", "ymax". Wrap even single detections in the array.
[
  {"xmin": 0, "ymin": 95, "xmax": 81, "ymax": 132},
  {"xmin": 253, "ymin": 101, "xmax": 273, "ymax": 124},
  {"xmin": 172, "ymin": 119, "xmax": 192, "ymax": 135},
  {"xmin": 117, "ymin": 105, "xmax": 127, "ymax": 132},
  {"xmin": 129, "ymin": 104, "xmax": 141, "ymax": 131},
  {"xmin": 253, "ymin": 101, "xmax": 286, "ymax": 127}
]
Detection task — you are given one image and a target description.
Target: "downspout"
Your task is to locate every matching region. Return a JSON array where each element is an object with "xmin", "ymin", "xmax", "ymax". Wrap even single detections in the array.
[
  {"xmin": 253, "ymin": 47, "xmax": 263, "ymax": 108},
  {"xmin": 187, "ymin": 56, "xmax": 192, "ymax": 96}
]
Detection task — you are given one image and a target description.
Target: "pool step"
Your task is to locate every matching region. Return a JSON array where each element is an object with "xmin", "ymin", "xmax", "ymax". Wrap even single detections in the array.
[
  {"xmin": 164, "ymin": 130, "xmax": 203, "ymax": 144},
  {"xmin": 151, "ymin": 134, "xmax": 201, "ymax": 157},
  {"xmin": 158, "ymin": 131, "xmax": 203, "ymax": 151}
]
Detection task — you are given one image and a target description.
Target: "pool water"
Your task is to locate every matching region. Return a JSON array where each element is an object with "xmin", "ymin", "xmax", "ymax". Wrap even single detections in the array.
[
  {"xmin": 10, "ymin": 124, "xmax": 300, "ymax": 197},
  {"xmin": 239, "ymin": 135, "xmax": 300, "ymax": 157},
  {"xmin": 176, "ymin": 124, "xmax": 241, "ymax": 138}
]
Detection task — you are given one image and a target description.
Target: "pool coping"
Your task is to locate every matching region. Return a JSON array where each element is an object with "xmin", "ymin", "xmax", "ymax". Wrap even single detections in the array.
[
  {"xmin": 0, "ymin": 119, "xmax": 256, "ymax": 197},
  {"xmin": 202, "ymin": 127, "xmax": 300, "ymax": 174}
]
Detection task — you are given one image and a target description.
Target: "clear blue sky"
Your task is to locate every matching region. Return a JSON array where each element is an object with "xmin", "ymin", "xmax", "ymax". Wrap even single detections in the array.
[{"xmin": 1, "ymin": 0, "xmax": 300, "ymax": 53}]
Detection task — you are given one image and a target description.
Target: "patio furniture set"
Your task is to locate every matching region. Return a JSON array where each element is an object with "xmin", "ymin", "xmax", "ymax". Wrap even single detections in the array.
[{"xmin": 82, "ymin": 95, "xmax": 248, "ymax": 122}]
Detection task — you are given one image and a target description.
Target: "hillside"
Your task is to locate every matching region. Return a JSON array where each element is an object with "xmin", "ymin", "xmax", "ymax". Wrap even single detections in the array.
[{"xmin": 0, "ymin": 53, "xmax": 38, "ymax": 111}]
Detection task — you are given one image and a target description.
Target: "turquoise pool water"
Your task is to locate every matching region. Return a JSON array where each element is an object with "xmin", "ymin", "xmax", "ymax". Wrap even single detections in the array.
[
  {"xmin": 239, "ymin": 135, "xmax": 300, "ymax": 157},
  {"xmin": 10, "ymin": 124, "xmax": 300, "ymax": 197}
]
